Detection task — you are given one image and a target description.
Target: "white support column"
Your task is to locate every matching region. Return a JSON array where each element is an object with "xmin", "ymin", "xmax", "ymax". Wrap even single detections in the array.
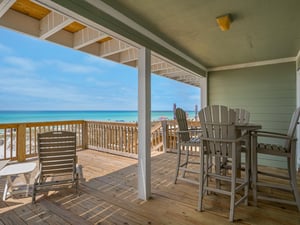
[
  {"xmin": 199, "ymin": 76, "xmax": 208, "ymax": 109},
  {"xmin": 138, "ymin": 47, "xmax": 151, "ymax": 200}
]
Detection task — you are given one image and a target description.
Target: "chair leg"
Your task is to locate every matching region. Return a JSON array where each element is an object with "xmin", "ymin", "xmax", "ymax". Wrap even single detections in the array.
[
  {"xmin": 229, "ymin": 146, "xmax": 237, "ymax": 222},
  {"xmin": 215, "ymin": 156, "xmax": 221, "ymax": 189},
  {"xmin": 174, "ymin": 144, "xmax": 182, "ymax": 184},
  {"xmin": 251, "ymin": 135, "xmax": 258, "ymax": 206},
  {"xmin": 244, "ymin": 146, "xmax": 250, "ymax": 206},
  {"xmin": 289, "ymin": 154, "xmax": 300, "ymax": 211},
  {"xmin": 182, "ymin": 146, "xmax": 189, "ymax": 178},
  {"xmin": 32, "ymin": 183, "xmax": 36, "ymax": 204},
  {"xmin": 198, "ymin": 146, "xmax": 205, "ymax": 212},
  {"xmin": 75, "ymin": 173, "xmax": 79, "ymax": 195}
]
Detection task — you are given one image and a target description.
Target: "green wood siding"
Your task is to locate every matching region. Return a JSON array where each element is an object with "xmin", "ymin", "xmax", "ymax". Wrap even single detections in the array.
[{"xmin": 208, "ymin": 62, "xmax": 296, "ymax": 168}]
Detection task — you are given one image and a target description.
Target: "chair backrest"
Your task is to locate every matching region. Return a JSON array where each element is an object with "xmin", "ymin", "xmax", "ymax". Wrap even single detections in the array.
[
  {"xmin": 38, "ymin": 131, "xmax": 77, "ymax": 181},
  {"xmin": 199, "ymin": 105, "xmax": 238, "ymax": 157},
  {"xmin": 234, "ymin": 108, "xmax": 250, "ymax": 124},
  {"xmin": 285, "ymin": 107, "xmax": 300, "ymax": 148},
  {"xmin": 175, "ymin": 108, "xmax": 190, "ymax": 142}
]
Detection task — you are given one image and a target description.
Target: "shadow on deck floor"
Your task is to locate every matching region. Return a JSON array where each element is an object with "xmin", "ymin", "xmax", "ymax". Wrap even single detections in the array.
[{"xmin": 0, "ymin": 149, "xmax": 299, "ymax": 225}]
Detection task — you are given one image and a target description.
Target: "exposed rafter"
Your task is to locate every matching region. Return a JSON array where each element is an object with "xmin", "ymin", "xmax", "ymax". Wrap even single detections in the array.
[
  {"xmin": 40, "ymin": 11, "xmax": 73, "ymax": 39},
  {"xmin": 73, "ymin": 27, "xmax": 109, "ymax": 49},
  {"xmin": 119, "ymin": 48, "xmax": 138, "ymax": 64},
  {"xmin": 0, "ymin": 0, "xmax": 15, "ymax": 18},
  {"xmin": 151, "ymin": 62, "xmax": 177, "ymax": 73},
  {"xmin": 99, "ymin": 39, "xmax": 132, "ymax": 57}
]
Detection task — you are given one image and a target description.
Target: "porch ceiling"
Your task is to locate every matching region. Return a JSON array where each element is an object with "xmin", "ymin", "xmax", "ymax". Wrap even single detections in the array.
[{"xmin": 99, "ymin": 0, "xmax": 300, "ymax": 68}]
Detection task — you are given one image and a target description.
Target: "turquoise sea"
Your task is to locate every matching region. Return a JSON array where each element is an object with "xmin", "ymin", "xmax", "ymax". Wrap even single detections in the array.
[{"xmin": 0, "ymin": 110, "xmax": 196, "ymax": 124}]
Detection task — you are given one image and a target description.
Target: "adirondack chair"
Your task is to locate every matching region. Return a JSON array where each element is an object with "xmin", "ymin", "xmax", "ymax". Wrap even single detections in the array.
[
  {"xmin": 224, "ymin": 108, "xmax": 250, "ymax": 167},
  {"xmin": 234, "ymin": 108, "xmax": 250, "ymax": 125},
  {"xmin": 251, "ymin": 107, "xmax": 300, "ymax": 210},
  {"xmin": 232, "ymin": 108, "xmax": 251, "ymax": 173},
  {"xmin": 198, "ymin": 105, "xmax": 249, "ymax": 222},
  {"xmin": 32, "ymin": 131, "xmax": 79, "ymax": 203},
  {"xmin": 174, "ymin": 108, "xmax": 201, "ymax": 185}
]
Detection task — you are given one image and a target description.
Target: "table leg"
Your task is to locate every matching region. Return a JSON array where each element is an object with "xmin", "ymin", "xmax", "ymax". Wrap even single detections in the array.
[
  {"xmin": 24, "ymin": 173, "xmax": 31, "ymax": 197},
  {"xmin": 2, "ymin": 175, "xmax": 13, "ymax": 201}
]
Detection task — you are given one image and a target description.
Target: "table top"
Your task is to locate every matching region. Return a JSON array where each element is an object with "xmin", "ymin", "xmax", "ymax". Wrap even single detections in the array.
[
  {"xmin": 0, "ymin": 162, "xmax": 36, "ymax": 176},
  {"xmin": 0, "ymin": 160, "xmax": 9, "ymax": 171}
]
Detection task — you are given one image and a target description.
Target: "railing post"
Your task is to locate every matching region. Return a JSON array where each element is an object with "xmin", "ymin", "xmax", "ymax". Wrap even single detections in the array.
[
  {"xmin": 17, "ymin": 124, "xmax": 26, "ymax": 162},
  {"xmin": 82, "ymin": 121, "xmax": 88, "ymax": 149},
  {"xmin": 161, "ymin": 120, "xmax": 168, "ymax": 153}
]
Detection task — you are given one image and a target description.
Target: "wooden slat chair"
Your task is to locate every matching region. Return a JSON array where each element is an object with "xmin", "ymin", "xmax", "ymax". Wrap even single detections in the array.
[
  {"xmin": 223, "ymin": 108, "xmax": 251, "ymax": 173},
  {"xmin": 251, "ymin": 107, "xmax": 300, "ymax": 210},
  {"xmin": 198, "ymin": 105, "xmax": 250, "ymax": 222},
  {"xmin": 174, "ymin": 108, "xmax": 201, "ymax": 185},
  {"xmin": 32, "ymin": 131, "xmax": 79, "ymax": 203},
  {"xmin": 235, "ymin": 108, "xmax": 250, "ymax": 125}
]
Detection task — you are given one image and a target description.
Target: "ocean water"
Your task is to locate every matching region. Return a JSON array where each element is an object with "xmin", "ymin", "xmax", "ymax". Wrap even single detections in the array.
[{"xmin": 0, "ymin": 110, "xmax": 197, "ymax": 124}]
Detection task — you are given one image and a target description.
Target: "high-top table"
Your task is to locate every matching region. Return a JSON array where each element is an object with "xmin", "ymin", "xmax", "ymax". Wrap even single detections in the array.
[
  {"xmin": 235, "ymin": 123, "xmax": 262, "ymax": 178},
  {"xmin": 0, "ymin": 161, "xmax": 36, "ymax": 200}
]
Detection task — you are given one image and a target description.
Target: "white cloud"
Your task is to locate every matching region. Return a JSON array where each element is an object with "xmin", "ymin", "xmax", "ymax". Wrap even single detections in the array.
[
  {"xmin": 85, "ymin": 77, "xmax": 117, "ymax": 87},
  {"xmin": 0, "ymin": 43, "xmax": 13, "ymax": 54},
  {"xmin": 41, "ymin": 59, "xmax": 103, "ymax": 74},
  {"xmin": 3, "ymin": 56, "xmax": 37, "ymax": 72},
  {"xmin": 84, "ymin": 54, "xmax": 118, "ymax": 67}
]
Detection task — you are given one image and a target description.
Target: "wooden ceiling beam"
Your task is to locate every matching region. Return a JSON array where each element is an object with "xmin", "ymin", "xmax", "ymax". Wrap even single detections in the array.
[
  {"xmin": 151, "ymin": 62, "xmax": 177, "ymax": 73},
  {"xmin": 99, "ymin": 39, "xmax": 131, "ymax": 57},
  {"xmin": 73, "ymin": 26, "xmax": 109, "ymax": 49},
  {"xmin": 119, "ymin": 48, "xmax": 137, "ymax": 64},
  {"xmin": 155, "ymin": 67, "xmax": 182, "ymax": 76},
  {"xmin": 0, "ymin": 0, "xmax": 16, "ymax": 18},
  {"xmin": 40, "ymin": 11, "xmax": 73, "ymax": 39}
]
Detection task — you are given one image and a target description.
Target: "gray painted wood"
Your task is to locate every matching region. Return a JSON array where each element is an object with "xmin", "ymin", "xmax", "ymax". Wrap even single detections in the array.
[{"xmin": 208, "ymin": 62, "xmax": 296, "ymax": 168}]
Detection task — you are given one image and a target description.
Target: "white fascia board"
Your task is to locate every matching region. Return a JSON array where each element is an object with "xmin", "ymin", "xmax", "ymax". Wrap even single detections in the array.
[{"xmin": 208, "ymin": 57, "xmax": 296, "ymax": 72}]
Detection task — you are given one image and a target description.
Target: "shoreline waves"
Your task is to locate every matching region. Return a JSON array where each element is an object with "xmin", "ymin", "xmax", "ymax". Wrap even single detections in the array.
[{"xmin": 0, "ymin": 110, "xmax": 196, "ymax": 124}]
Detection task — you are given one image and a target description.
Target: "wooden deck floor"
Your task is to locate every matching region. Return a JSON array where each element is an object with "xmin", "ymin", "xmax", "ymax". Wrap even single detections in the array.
[{"xmin": 0, "ymin": 150, "xmax": 299, "ymax": 225}]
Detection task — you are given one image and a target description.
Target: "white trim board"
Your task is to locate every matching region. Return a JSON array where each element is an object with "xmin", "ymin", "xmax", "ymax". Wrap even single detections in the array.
[{"xmin": 208, "ymin": 57, "xmax": 296, "ymax": 72}]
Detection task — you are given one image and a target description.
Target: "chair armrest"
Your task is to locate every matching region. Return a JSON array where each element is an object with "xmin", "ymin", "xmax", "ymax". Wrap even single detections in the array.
[
  {"xmin": 177, "ymin": 129, "xmax": 202, "ymax": 134},
  {"xmin": 34, "ymin": 169, "xmax": 41, "ymax": 183},
  {"xmin": 200, "ymin": 135, "xmax": 245, "ymax": 143},
  {"xmin": 251, "ymin": 130, "xmax": 294, "ymax": 140}
]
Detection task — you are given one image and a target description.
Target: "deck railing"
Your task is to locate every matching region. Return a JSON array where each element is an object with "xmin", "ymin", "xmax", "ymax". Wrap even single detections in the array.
[
  {"xmin": 0, "ymin": 121, "xmax": 84, "ymax": 161},
  {"xmin": 0, "ymin": 119, "xmax": 199, "ymax": 161},
  {"xmin": 86, "ymin": 121, "xmax": 138, "ymax": 157}
]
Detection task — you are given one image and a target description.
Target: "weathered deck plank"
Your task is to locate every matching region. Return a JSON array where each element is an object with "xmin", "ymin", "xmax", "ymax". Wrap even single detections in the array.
[{"xmin": 0, "ymin": 149, "xmax": 299, "ymax": 224}]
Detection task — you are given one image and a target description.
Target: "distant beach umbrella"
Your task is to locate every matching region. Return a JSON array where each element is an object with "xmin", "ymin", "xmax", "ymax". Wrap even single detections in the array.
[
  {"xmin": 173, "ymin": 103, "xmax": 176, "ymax": 119},
  {"xmin": 194, "ymin": 105, "xmax": 198, "ymax": 120}
]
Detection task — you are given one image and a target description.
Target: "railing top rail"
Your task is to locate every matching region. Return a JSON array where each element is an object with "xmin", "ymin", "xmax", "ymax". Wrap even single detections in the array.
[
  {"xmin": 86, "ymin": 120, "xmax": 138, "ymax": 127},
  {"xmin": 0, "ymin": 120, "xmax": 85, "ymax": 129}
]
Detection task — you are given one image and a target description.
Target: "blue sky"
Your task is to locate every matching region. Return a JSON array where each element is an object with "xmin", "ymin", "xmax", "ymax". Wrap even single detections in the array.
[{"xmin": 0, "ymin": 27, "xmax": 200, "ymax": 111}]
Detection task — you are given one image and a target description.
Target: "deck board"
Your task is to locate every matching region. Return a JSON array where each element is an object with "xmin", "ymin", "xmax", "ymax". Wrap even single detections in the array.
[{"xmin": 0, "ymin": 149, "xmax": 300, "ymax": 224}]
